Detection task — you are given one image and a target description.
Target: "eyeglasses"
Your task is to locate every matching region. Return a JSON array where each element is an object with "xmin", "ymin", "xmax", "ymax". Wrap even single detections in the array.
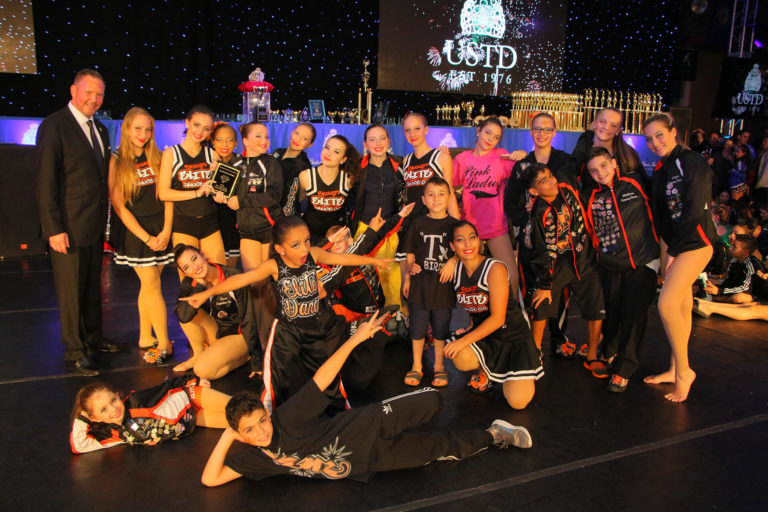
[{"xmin": 532, "ymin": 127, "xmax": 554, "ymax": 134}]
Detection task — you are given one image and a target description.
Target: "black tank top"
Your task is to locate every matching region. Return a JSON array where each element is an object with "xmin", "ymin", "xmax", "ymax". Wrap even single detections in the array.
[
  {"xmin": 170, "ymin": 144, "xmax": 216, "ymax": 218},
  {"xmin": 454, "ymin": 257, "xmax": 515, "ymax": 323},
  {"xmin": 272, "ymin": 252, "xmax": 323, "ymax": 329},
  {"xmin": 401, "ymin": 148, "xmax": 443, "ymax": 218},
  {"xmin": 303, "ymin": 166, "xmax": 351, "ymax": 243},
  {"xmin": 115, "ymin": 152, "xmax": 163, "ymax": 218}
]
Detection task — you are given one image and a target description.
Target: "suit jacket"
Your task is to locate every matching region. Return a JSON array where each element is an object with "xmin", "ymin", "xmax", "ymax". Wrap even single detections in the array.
[{"xmin": 35, "ymin": 107, "xmax": 110, "ymax": 247}]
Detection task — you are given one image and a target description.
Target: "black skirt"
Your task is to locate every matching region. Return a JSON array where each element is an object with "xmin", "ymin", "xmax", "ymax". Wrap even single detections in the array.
[{"xmin": 114, "ymin": 213, "xmax": 174, "ymax": 267}]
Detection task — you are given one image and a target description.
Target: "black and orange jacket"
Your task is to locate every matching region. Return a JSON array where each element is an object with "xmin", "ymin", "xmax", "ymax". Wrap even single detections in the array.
[
  {"xmin": 236, "ymin": 153, "xmax": 283, "ymax": 236},
  {"xmin": 586, "ymin": 175, "xmax": 659, "ymax": 272},
  {"xmin": 650, "ymin": 145, "xmax": 716, "ymax": 257},
  {"xmin": 320, "ymin": 214, "xmax": 403, "ymax": 321},
  {"xmin": 529, "ymin": 177, "xmax": 596, "ymax": 290},
  {"xmin": 71, "ymin": 375, "xmax": 200, "ymax": 453},
  {"xmin": 174, "ymin": 264, "xmax": 263, "ymax": 373},
  {"xmin": 352, "ymin": 154, "xmax": 406, "ymax": 234}
]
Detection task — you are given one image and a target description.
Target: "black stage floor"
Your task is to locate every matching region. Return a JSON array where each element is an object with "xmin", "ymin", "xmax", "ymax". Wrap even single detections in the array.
[{"xmin": 0, "ymin": 255, "xmax": 766, "ymax": 511}]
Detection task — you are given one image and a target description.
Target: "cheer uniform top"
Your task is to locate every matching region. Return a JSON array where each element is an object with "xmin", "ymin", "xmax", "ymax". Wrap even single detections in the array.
[
  {"xmin": 174, "ymin": 264, "xmax": 263, "ymax": 373},
  {"xmin": 650, "ymin": 145, "xmax": 716, "ymax": 257},
  {"xmin": 273, "ymin": 148, "xmax": 311, "ymax": 217},
  {"xmin": 453, "ymin": 148, "xmax": 514, "ymax": 240},
  {"xmin": 303, "ymin": 166, "xmax": 352, "ymax": 244},
  {"xmin": 236, "ymin": 153, "xmax": 283, "ymax": 241},
  {"xmin": 70, "ymin": 375, "xmax": 202, "ymax": 453},
  {"xmin": 454, "ymin": 257, "xmax": 543, "ymax": 382},
  {"xmin": 585, "ymin": 175, "xmax": 660, "ymax": 272},
  {"xmin": 112, "ymin": 152, "xmax": 174, "ymax": 267},
  {"xmin": 170, "ymin": 144, "xmax": 216, "ymax": 218}
]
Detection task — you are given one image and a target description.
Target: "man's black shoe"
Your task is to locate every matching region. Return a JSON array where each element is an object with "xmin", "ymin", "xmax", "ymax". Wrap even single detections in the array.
[
  {"xmin": 66, "ymin": 358, "xmax": 102, "ymax": 377},
  {"xmin": 90, "ymin": 337, "xmax": 129, "ymax": 353}
]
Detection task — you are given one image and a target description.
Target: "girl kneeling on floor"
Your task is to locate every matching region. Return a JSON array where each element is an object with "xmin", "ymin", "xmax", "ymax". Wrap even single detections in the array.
[
  {"xmin": 70, "ymin": 375, "xmax": 230, "ymax": 453},
  {"xmin": 445, "ymin": 221, "xmax": 543, "ymax": 409}
]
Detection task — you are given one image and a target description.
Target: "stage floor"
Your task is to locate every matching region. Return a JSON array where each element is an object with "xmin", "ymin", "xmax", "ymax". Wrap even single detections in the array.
[{"xmin": 0, "ymin": 255, "xmax": 766, "ymax": 511}]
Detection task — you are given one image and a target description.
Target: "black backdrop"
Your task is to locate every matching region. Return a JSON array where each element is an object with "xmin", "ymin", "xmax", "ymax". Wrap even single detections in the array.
[{"xmin": 0, "ymin": 0, "xmax": 678, "ymax": 120}]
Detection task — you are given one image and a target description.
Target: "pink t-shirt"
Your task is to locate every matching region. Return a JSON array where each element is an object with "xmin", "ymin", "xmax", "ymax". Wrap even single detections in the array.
[{"xmin": 453, "ymin": 148, "xmax": 515, "ymax": 239}]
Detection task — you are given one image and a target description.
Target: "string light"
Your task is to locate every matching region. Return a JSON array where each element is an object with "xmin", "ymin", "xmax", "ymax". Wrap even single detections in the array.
[{"xmin": 0, "ymin": 1, "xmax": 677, "ymax": 119}]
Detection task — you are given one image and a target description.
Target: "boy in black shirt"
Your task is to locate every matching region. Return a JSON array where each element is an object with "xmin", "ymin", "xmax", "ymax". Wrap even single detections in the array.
[{"xmin": 201, "ymin": 312, "xmax": 533, "ymax": 486}]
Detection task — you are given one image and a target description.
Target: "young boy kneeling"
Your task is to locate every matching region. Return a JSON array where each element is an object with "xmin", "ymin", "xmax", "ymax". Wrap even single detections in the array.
[{"xmin": 201, "ymin": 312, "xmax": 532, "ymax": 486}]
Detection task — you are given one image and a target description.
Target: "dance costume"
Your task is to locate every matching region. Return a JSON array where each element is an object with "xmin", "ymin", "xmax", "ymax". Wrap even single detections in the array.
[
  {"xmin": 273, "ymin": 148, "xmax": 311, "ymax": 217},
  {"xmin": 303, "ymin": 166, "xmax": 352, "ymax": 244},
  {"xmin": 454, "ymin": 257, "xmax": 543, "ymax": 382},
  {"xmin": 174, "ymin": 264, "xmax": 263, "ymax": 373},
  {"xmin": 650, "ymin": 145, "xmax": 716, "ymax": 257},
  {"xmin": 113, "ymin": 152, "xmax": 174, "ymax": 267},
  {"xmin": 236, "ymin": 153, "xmax": 283, "ymax": 243},
  {"xmin": 396, "ymin": 149, "xmax": 445, "ymax": 260},
  {"xmin": 70, "ymin": 375, "xmax": 202, "ymax": 453},
  {"xmin": 262, "ymin": 253, "xmax": 347, "ymax": 412},
  {"xmin": 169, "ymin": 144, "xmax": 218, "ymax": 238},
  {"xmin": 585, "ymin": 175, "xmax": 660, "ymax": 378},
  {"xmin": 225, "ymin": 385, "xmax": 492, "ymax": 482}
]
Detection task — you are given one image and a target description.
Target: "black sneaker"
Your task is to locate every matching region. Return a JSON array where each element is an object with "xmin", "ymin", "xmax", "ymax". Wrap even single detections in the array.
[{"xmin": 487, "ymin": 419, "xmax": 532, "ymax": 449}]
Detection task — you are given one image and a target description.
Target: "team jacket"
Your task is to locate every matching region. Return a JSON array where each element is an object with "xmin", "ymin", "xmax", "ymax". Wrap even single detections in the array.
[
  {"xmin": 585, "ymin": 175, "xmax": 659, "ymax": 272},
  {"xmin": 236, "ymin": 153, "xmax": 283, "ymax": 236},
  {"xmin": 70, "ymin": 375, "xmax": 200, "ymax": 453},
  {"xmin": 529, "ymin": 178, "xmax": 595, "ymax": 290},
  {"xmin": 320, "ymin": 214, "xmax": 403, "ymax": 319},
  {"xmin": 650, "ymin": 145, "xmax": 716, "ymax": 257},
  {"xmin": 718, "ymin": 255, "xmax": 761, "ymax": 296},
  {"xmin": 174, "ymin": 264, "xmax": 264, "ymax": 373},
  {"xmin": 352, "ymin": 154, "xmax": 406, "ymax": 234}
]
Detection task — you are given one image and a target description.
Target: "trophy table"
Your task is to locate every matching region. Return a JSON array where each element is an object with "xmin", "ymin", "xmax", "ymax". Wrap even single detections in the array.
[{"xmin": 239, "ymin": 68, "xmax": 274, "ymax": 123}]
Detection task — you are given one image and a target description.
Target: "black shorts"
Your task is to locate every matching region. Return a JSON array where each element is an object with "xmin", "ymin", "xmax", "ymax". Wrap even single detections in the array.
[
  {"xmin": 114, "ymin": 213, "xmax": 174, "ymax": 267},
  {"xmin": 173, "ymin": 212, "xmax": 220, "ymax": 239},
  {"xmin": 409, "ymin": 303, "xmax": 452, "ymax": 340},
  {"xmin": 217, "ymin": 204, "xmax": 240, "ymax": 257},
  {"xmin": 533, "ymin": 262, "xmax": 605, "ymax": 321},
  {"xmin": 239, "ymin": 228, "xmax": 273, "ymax": 244}
]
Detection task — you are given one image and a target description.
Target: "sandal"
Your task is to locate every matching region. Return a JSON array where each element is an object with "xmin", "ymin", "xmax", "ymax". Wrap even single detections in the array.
[
  {"xmin": 143, "ymin": 342, "xmax": 173, "ymax": 366},
  {"xmin": 404, "ymin": 370, "xmax": 423, "ymax": 386},
  {"xmin": 432, "ymin": 370, "xmax": 449, "ymax": 388}
]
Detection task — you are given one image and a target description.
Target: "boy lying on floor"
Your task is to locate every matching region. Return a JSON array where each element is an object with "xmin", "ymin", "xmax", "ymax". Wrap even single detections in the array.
[{"xmin": 201, "ymin": 311, "xmax": 532, "ymax": 486}]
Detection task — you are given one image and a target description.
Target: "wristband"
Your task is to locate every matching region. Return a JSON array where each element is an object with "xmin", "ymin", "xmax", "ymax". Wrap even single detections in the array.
[{"xmin": 145, "ymin": 234, "xmax": 152, "ymax": 244}]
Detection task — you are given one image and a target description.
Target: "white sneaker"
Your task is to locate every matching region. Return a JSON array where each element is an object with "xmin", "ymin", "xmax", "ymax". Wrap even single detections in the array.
[{"xmin": 487, "ymin": 419, "xmax": 532, "ymax": 449}]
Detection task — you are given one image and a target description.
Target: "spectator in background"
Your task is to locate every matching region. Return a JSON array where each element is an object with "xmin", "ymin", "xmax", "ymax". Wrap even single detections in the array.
[{"xmin": 736, "ymin": 130, "xmax": 756, "ymax": 159}]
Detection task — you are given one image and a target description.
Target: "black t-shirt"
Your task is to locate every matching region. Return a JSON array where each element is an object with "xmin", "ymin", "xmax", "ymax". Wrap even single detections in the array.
[
  {"xmin": 225, "ymin": 380, "xmax": 382, "ymax": 482},
  {"xmin": 403, "ymin": 214, "xmax": 458, "ymax": 309}
]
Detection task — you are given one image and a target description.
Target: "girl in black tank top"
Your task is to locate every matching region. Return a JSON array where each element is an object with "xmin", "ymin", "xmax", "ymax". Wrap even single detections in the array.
[
  {"xmin": 299, "ymin": 135, "xmax": 360, "ymax": 244},
  {"xmin": 178, "ymin": 216, "xmax": 391, "ymax": 411},
  {"xmin": 108, "ymin": 107, "xmax": 174, "ymax": 357},
  {"xmin": 396, "ymin": 113, "xmax": 460, "ymax": 261},
  {"xmin": 158, "ymin": 105, "xmax": 226, "ymax": 272}
]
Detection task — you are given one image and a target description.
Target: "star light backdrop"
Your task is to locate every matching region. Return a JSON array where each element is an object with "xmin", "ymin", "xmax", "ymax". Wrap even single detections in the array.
[{"xmin": 0, "ymin": 0, "xmax": 677, "ymax": 120}]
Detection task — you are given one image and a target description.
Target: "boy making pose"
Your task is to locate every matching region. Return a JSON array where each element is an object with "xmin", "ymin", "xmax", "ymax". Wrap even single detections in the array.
[
  {"xmin": 201, "ymin": 312, "xmax": 532, "ymax": 486},
  {"xmin": 519, "ymin": 163, "xmax": 607, "ymax": 378}
]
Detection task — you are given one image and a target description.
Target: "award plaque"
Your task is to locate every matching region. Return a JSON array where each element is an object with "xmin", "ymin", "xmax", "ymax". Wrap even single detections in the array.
[{"xmin": 210, "ymin": 162, "xmax": 241, "ymax": 199}]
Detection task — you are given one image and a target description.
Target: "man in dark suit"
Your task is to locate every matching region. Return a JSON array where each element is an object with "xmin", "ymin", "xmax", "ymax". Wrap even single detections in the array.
[{"xmin": 36, "ymin": 68, "xmax": 127, "ymax": 377}]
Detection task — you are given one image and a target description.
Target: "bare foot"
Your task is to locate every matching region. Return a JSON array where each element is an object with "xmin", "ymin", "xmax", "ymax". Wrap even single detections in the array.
[
  {"xmin": 644, "ymin": 369, "xmax": 676, "ymax": 384},
  {"xmin": 664, "ymin": 369, "xmax": 696, "ymax": 403},
  {"xmin": 173, "ymin": 357, "xmax": 196, "ymax": 372}
]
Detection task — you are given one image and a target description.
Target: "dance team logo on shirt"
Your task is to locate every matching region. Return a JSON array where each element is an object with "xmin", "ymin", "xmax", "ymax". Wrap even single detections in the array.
[
  {"xmin": 310, "ymin": 190, "xmax": 346, "ymax": 212},
  {"xmin": 177, "ymin": 162, "xmax": 210, "ymax": 188},
  {"xmin": 135, "ymin": 160, "xmax": 156, "ymax": 187},
  {"xmin": 261, "ymin": 437, "xmax": 352, "ymax": 479},
  {"xmin": 420, "ymin": 232, "xmax": 450, "ymax": 271},
  {"xmin": 279, "ymin": 270, "xmax": 320, "ymax": 319},
  {"xmin": 463, "ymin": 164, "xmax": 501, "ymax": 198},
  {"xmin": 402, "ymin": 164, "xmax": 434, "ymax": 188},
  {"xmin": 456, "ymin": 285, "xmax": 488, "ymax": 313}
]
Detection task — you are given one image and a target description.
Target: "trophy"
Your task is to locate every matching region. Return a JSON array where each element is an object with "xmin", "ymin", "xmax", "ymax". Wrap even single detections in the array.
[{"xmin": 238, "ymin": 68, "xmax": 273, "ymax": 122}]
